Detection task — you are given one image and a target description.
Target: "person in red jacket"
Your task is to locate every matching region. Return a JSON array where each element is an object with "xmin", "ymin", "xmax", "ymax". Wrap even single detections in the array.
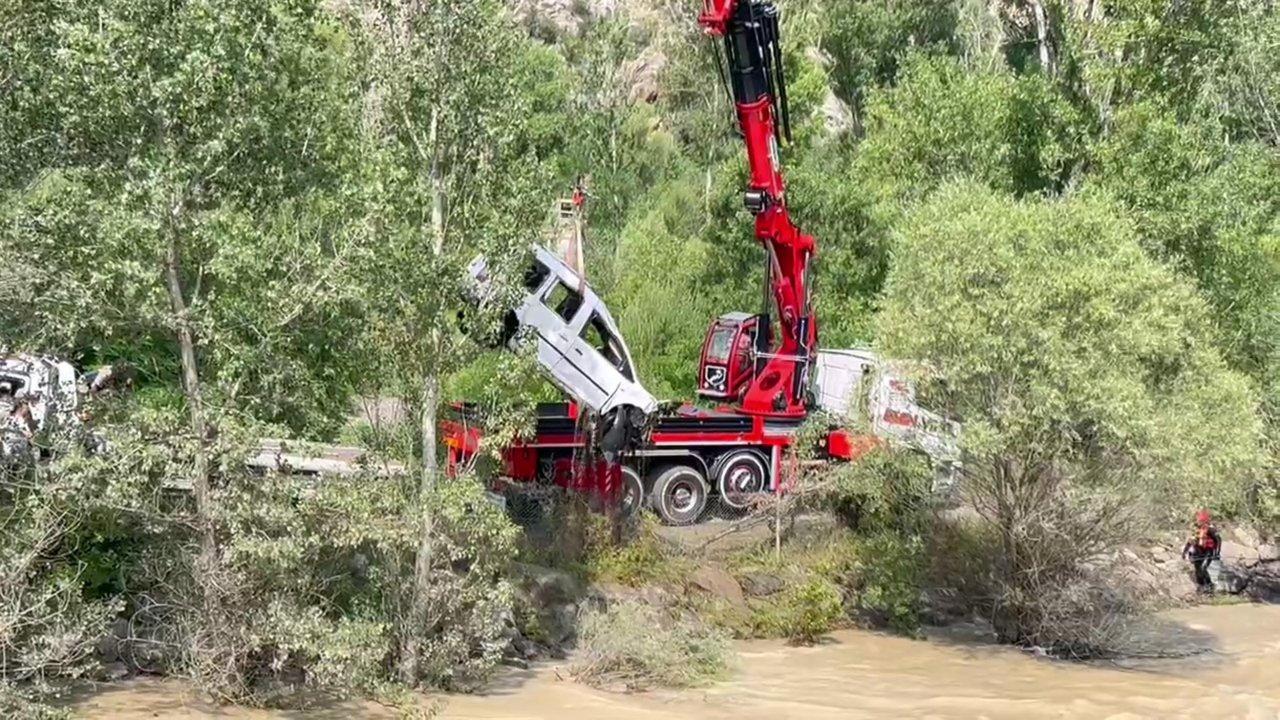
[{"xmin": 1182, "ymin": 509, "xmax": 1222, "ymax": 593}]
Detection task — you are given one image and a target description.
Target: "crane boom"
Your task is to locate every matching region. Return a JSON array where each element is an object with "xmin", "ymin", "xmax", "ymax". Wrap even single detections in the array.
[{"xmin": 696, "ymin": 0, "xmax": 816, "ymax": 418}]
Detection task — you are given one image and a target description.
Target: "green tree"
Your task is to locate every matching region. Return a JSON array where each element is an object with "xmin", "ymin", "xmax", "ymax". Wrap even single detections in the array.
[
  {"xmin": 877, "ymin": 183, "xmax": 1264, "ymax": 647},
  {"xmin": 344, "ymin": 0, "xmax": 547, "ymax": 685},
  {"xmin": 1198, "ymin": 3, "xmax": 1280, "ymax": 147},
  {"xmin": 856, "ymin": 55, "xmax": 1083, "ymax": 207},
  {"xmin": 0, "ymin": 2, "xmax": 377, "ymax": 701},
  {"xmin": 1087, "ymin": 105, "xmax": 1280, "ymax": 411},
  {"xmin": 821, "ymin": 0, "xmax": 960, "ymax": 126}
]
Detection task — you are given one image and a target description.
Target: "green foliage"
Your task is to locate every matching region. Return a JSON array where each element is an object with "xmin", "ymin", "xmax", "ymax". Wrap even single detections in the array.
[
  {"xmin": 584, "ymin": 519, "xmax": 685, "ymax": 588},
  {"xmin": 857, "ymin": 55, "xmax": 1083, "ymax": 206},
  {"xmin": 571, "ymin": 600, "xmax": 731, "ymax": 690},
  {"xmin": 188, "ymin": 452, "xmax": 519, "ymax": 700},
  {"xmin": 1063, "ymin": 0, "xmax": 1241, "ymax": 115},
  {"xmin": 0, "ymin": 426, "xmax": 162, "ymax": 713},
  {"xmin": 520, "ymin": 498, "xmax": 683, "ymax": 589},
  {"xmin": 851, "ymin": 532, "xmax": 925, "ymax": 634},
  {"xmin": 787, "ymin": 154, "xmax": 883, "ymax": 346},
  {"xmin": 1087, "ymin": 105, "xmax": 1280, "ymax": 411},
  {"xmin": 0, "ymin": 0, "xmax": 368, "ymax": 437},
  {"xmin": 751, "ymin": 577, "xmax": 844, "ymax": 644},
  {"xmin": 879, "ymin": 182, "xmax": 1265, "ymax": 515},
  {"xmin": 611, "ymin": 178, "xmax": 719, "ymax": 398},
  {"xmin": 1198, "ymin": 4, "xmax": 1280, "ymax": 147},
  {"xmin": 822, "ymin": 0, "xmax": 960, "ymax": 116},
  {"xmin": 877, "ymin": 183, "xmax": 1264, "ymax": 647},
  {"xmin": 823, "ymin": 446, "xmax": 933, "ymax": 533}
]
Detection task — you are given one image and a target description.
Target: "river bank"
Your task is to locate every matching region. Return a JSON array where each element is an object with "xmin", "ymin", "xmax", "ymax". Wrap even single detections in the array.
[{"xmin": 72, "ymin": 603, "xmax": 1280, "ymax": 720}]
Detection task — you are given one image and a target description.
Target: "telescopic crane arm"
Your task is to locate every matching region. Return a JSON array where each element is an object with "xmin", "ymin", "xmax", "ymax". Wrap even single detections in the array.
[{"xmin": 698, "ymin": 0, "xmax": 816, "ymax": 418}]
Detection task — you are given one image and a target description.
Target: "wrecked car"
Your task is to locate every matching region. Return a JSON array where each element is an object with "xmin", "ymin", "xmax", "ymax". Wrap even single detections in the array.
[{"xmin": 467, "ymin": 246, "xmax": 658, "ymax": 452}]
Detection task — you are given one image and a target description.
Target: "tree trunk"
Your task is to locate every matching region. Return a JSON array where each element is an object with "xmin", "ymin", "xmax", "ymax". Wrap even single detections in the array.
[
  {"xmin": 399, "ymin": 372, "xmax": 440, "ymax": 684},
  {"xmin": 400, "ymin": 108, "xmax": 448, "ymax": 685},
  {"xmin": 1030, "ymin": 0, "xmax": 1054, "ymax": 75},
  {"xmin": 162, "ymin": 214, "xmax": 217, "ymax": 601}
]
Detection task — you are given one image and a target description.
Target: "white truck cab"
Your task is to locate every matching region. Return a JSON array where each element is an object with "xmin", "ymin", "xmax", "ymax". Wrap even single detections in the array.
[{"xmin": 814, "ymin": 348, "xmax": 962, "ymax": 490}]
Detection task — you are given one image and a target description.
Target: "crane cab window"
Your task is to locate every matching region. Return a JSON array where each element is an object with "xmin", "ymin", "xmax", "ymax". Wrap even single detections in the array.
[
  {"xmin": 543, "ymin": 281, "xmax": 582, "ymax": 323},
  {"xmin": 581, "ymin": 313, "xmax": 633, "ymax": 381},
  {"xmin": 706, "ymin": 325, "xmax": 737, "ymax": 363}
]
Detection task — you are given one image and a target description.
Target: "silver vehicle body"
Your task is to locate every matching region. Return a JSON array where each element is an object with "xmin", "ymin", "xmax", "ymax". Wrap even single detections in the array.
[
  {"xmin": 469, "ymin": 246, "xmax": 659, "ymax": 420},
  {"xmin": 0, "ymin": 353, "xmax": 82, "ymax": 456}
]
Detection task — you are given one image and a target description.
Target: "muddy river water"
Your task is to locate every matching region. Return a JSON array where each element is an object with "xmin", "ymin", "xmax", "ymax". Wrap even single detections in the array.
[{"xmin": 75, "ymin": 604, "xmax": 1280, "ymax": 720}]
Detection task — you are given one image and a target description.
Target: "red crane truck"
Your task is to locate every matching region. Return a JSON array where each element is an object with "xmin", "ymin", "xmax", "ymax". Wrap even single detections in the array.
[{"xmin": 446, "ymin": 0, "xmax": 958, "ymax": 525}]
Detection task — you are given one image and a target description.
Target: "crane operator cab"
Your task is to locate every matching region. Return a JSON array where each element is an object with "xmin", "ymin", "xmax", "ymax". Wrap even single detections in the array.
[{"xmin": 697, "ymin": 312, "xmax": 771, "ymax": 403}]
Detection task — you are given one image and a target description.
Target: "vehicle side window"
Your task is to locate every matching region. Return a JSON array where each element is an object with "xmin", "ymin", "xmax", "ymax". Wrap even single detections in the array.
[
  {"xmin": 524, "ymin": 261, "xmax": 550, "ymax": 291},
  {"xmin": 581, "ymin": 314, "xmax": 633, "ymax": 381},
  {"xmin": 543, "ymin": 281, "xmax": 581, "ymax": 323}
]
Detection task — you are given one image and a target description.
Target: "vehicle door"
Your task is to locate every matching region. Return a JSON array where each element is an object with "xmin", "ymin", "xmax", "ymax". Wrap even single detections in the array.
[
  {"xmin": 570, "ymin": 308, "xmax": 633, "ymax": 409},
  {"xmin": 520, "ymin": 274, "xmax": 611, "ymax": 411},
  {"xmin": 554, "ymin": 295, "xmax": 618, "ymax": 412}
]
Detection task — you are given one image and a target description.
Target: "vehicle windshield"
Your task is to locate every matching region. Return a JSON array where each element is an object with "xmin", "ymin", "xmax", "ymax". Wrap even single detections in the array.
[{"xmin": 706, "ymin": 325, "xmax": 736, "ymax": 363}]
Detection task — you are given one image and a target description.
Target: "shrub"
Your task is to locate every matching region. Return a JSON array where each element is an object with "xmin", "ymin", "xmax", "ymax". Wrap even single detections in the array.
[
  {"xmin": 852, "ymin": 532, "xmax": 925, "ymax": 635},
  {"xmin": 0, "ymin": 434, "xmax": 150, "ymax": 716},
  {"xmin": 571, "ymin": 600, "xmax": 730, "ymax": 691},
  {"xmin": 750, "ymin": 578, "xmax": 843, "ymax": 645},
  {"xmin": 585, "ymin": 516, "xmax": 685, "ymax": 588},
  {"xmin": 186, "ymin": 463, "xmax": 519, "ymax": 701},
  {"xmin": 822, "ymin": 447, "xmax": 933, "ymax": 534}
]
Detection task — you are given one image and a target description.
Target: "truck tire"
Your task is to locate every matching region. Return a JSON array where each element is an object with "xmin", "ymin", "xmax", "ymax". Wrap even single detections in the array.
[
  {"xmin": 651, "ymin": 465, "xmax": 708, "ymax": 526},
  {"xmin": 619, "ymin": 465, "xmax": 645, "ymax": 519},
  {"xmin": 715, "ymin": 450, "xmax": 769, "ymax": 510}
]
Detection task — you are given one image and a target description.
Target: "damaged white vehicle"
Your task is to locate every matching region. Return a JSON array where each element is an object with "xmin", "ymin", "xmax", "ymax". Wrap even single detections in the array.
[
  {"xmin": 468, "ymin": 246, "xmax": 658, "ymax": 451},
  {"xmin": 0, "ymin": 353, "xmax": 83, "ymax": 458}
]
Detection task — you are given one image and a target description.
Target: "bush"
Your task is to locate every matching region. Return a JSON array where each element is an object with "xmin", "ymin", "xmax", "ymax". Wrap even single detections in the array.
[
  {"xmin": 585, "ymin": 516, "xmax": 685, "ymax": 588},
  {"xmin": 852, "ymin": 532, "xmax": 925, "ymax": 635},
  {"xmin": 571, "ymin": 600, "xmax": 730, "ymax": 691},
  {"xmin": 823, "ymin": 446, "xmax": 933, "ymax": 533},
  {"xmin": 0, "ymin": 435, "xmax": 149, "ymax": 716},
  {"xmin": 186, "ymin": 463, "xmax": 519, "ymax": 701},
  {"xmin": 750, "ymin": 578, "xmax": 843, "ymax": 645}
]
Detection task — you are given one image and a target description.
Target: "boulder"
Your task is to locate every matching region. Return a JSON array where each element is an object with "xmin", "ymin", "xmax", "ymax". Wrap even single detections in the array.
[
  {"xmin": 512, "ymin": 562, "xmax": 582, "ymax": 606},
  {"xmin": 687, "ymin": 567, "xmax": 746, "ymax": 611},
  {"xmin": 1221, "ymin": 541, "xmax": 1262, "ymax": 565},
  {"xmin": 623, "ymin": 47, "xmax": 666, "ymax": 105},
  {"xmin": 738, "ymin": 572, "xmax": 785, "ymax": 597},
  {"xmin": 1208, "ymin": 560, "xmax": 1250, "ymax": 595},
  {"xmin": 1229, "ymin": 525, "xmax": 1262, "ymax": 550},
  {"xmin": 818, "ymin": 89, "xmax": 854, "ymax": 137},
  {"xmin": 1246, "ymin": 564, "xmax": 1280, "ymax": 603}
]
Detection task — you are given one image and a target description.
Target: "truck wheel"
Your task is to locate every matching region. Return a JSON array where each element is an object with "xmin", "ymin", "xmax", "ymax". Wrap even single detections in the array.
[
  {"xmin": 619, "ymin": 465, "xmax": 645, "ymax": 519},
  {"xmin": 716, "ymin": 450, "xmax": 768, "ymax": 510},
  {"xmin": 651, "ymin": 465, "xmax": 708, "ymax": 526}
]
